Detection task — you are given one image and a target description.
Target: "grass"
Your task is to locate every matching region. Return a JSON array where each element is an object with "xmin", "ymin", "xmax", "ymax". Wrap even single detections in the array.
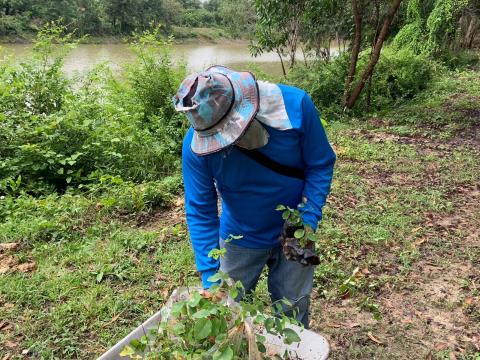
[{"xmin": 1, "ymin": 68, "xmax": 479, "ymax": 359}]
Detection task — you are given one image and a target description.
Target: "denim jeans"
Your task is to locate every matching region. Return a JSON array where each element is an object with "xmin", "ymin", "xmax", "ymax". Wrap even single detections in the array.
[{"xmin": 219, "ymin": 238, "xmax": 314, "ymax": 328}]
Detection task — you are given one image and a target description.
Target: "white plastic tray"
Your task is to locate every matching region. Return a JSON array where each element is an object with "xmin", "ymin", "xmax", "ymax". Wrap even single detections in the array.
[{"xmin": 98, "ymin": 288, "xmax": 329, "ymax": 360}]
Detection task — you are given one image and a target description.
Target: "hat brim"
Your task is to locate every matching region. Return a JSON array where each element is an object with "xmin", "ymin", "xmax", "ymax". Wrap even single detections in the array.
[{"xmin": 191, "ymin": 66, "xmax": 259, "ymax": 156}]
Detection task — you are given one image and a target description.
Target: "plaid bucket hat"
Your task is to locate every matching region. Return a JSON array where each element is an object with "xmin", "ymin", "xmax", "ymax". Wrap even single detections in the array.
[{"xmin": 173, "ymin": 65, "xmax": 260, "ymax": 155}]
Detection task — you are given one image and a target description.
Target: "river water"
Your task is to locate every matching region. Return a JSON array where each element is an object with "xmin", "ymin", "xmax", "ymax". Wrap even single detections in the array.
[{"xmin": 1, "ymin": 42, "xmax": 291, "ymax": 76}]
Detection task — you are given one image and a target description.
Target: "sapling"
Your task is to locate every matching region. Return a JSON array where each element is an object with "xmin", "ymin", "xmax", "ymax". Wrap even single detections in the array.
[
  {"xmin": 276, "ymin": 205, "xmax": 320, "ymax": 266},
  {"xmin": 120, "ymin": 235, "xmax": 302, "ymax": 359}
]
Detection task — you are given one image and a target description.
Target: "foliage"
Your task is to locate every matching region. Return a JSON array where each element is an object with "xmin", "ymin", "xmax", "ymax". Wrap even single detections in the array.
[
  {"xmin": 276, "ymin": 205, "xmax": 316, "ymax": 248},
  {"xmin": 393, "ymin": 0, "xmax": 476, "ymax": 55},
  {"xmin": 0, "ymin": 24, "xmax": 186, "ymax": 194},
  {"xmin": 251, "ymin": 0, "xmax": 305, "ymax": 72},
  {"xmin": 0, "ymin": 0, "xmax": 248, "ymax": 38},
  {"xmin": 216, "ymin": 0, "xmax": 256, "ymax": 38},
  {"xmin": 0, "ymin": 175, "xmax": 181, "ymax": 244},
  {"xmin": 122, "ymin": 255, "xmax": 302, "ymax": 359},
  {"xmin": 287, "ymin": 47, "xmax": 435, "ymax": 118}
]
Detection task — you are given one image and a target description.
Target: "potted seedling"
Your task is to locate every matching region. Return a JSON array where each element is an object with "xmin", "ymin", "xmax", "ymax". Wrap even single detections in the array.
[{"xmin": 276, "ymin": 205, "xmax": 320, "ymax": 266}]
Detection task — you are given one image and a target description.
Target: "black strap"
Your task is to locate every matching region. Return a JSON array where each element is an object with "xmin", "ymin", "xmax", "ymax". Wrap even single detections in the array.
[{"xmin": 235, "ymin": 146, "xmax": 305, "ymax": 180}]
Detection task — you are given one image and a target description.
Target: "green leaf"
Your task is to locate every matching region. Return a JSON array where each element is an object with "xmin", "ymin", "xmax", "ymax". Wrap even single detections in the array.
[
  {"xmin": 96, "ymin": 271, "xmax": 104, "ymax": 283},
  {"xmin": 282, "ymin": 328, "xmax": 301, "ymax": 345},
  {"xmin": 229, "ymin": 287, "xmax": 238, "ymax": 299},
  {"xmin": 264, "ymin": 317, "xmax": 275, "ymax": 333},
  {"xmin": 171, "ymin": 302, "xmax": 186, "ymax": 316},
  {"xmin": 207, "ymin": 272, "xmax": 225, "ymax": 283},
  {"xmin": 213, "ymin": 346, "xmax": 234, "ymax": 360},
  {"xmin": 275, "ymin": 204, "xmax": 286, "ymax": 211},
  {"xmin": 193, "ymin": 318, "xmax": 212, "ymax": 340},
  {"xmin": 192, "ymin": 309, "xmax": 210, "ymax": 319},
  {"xmin": 130, "ymin": 337, "xmax": 147, "ymax": 352},
  {"xmin": 307, "ymin": 233, "xmax": 316, "ymax": 242},
  {"xmin": 294, "ymin": 229, "xmax": 305, "ymax": 239},
  {"xmin": 256, "ymin": 341, "xmax": 267, "ymax": 353},
  {"xmin": 172, "ymin": 322, "xmax": 185, "ymax": 335},
  {"xmin": 282, "ymin": 211, "xmax": 291, "ymax": 220},
  {"xmin": 188, "ymin": 291, "xmax": 202, "ymax": 307}
]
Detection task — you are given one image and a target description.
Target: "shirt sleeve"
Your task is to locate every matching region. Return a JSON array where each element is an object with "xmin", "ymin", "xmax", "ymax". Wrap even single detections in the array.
[
  {"xmin": 299, "ymin": 94, "xmax": 336, "ymax": 230},
  {"xmin": 182, "ymin": 131, "xmax": 220, "ymax": 288}
]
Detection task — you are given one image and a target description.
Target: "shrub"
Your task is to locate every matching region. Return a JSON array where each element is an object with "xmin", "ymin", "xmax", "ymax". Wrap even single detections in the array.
[
  {"xmin": 0, "ymin": 25, "xmax": 187, "ymax": 195},
  {"xmin": 182, "ymin": 9, "xmax": 215, "ymax": 28},
  {"xmin": 287, "ymin": 53, "xmax": 351, "ymax": 119},
  {"xmin": 372, "ymin": 48, "xmax": 434, "ymax": 107},
  {"xmin": 0, "ymin": 14, "xmax": 29, "ymax": 36},
  {"xmin": 287, "ymin": 47, "xmax": 434, "ymax": 118}
]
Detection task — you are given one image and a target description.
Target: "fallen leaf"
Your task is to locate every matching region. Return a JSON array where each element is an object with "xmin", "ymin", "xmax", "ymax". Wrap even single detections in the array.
[
  {"xmin": 2, "ymin": 354, "xmax": 11, "ymax": 360},
  {"xmin": 17, "ymin": 262, "xmax": 36, "ymax": 273},
  {"xmin": 0, "ymin": 255, "xmax": 17, "ymax": 274},
  {"xmin": 175, "ymin": 198, "xmax": 184, "ymax": 207},
  {"xmin": 414, "ymin": 238, "xmax": 427, "ymax": 246},
  {"xmin": 400, "ymin": 317, "xmax": 413, "ymax": 324},
  {"xmin": 5, "ymin": 340, "xmax": 17, "ymax": 349},
  {"xmin": 342, "ymin": 322, "xmax": 361, "ymax": 328},
  {"xmin": 434, "ymin": 343, "xmax": 448, "ymax": 351},
  {"xmin": 3, "ymin": 303, "xmax": 14, "ymax": 309},
  {"xmin": 104, "ymin": 312, "xmax": 123, "ymax": 327},
  {"xmin": 464, "ymin": 297, "xmax": 473, "ymax": 306},
  {"xmin": 325, "ymin": 322, "xmax": 341, "ymax": 328},
  {"xmin": 332, "ymin": 144, "xmax": 346, "ymax": 156},
  {"xmin": 361, "ymin": 267, "xmax": 370, "ymax": 275},
  {"xmin": 0, "ymin": 243, "xmax": 19, "ymax": 251},
  {"xmin": 367, "ymin": 332, "xmax": 383, "ymax": 345},
  {"xmin": 0, "ymin": 321, "xmax": 12, "ymax": 332},
  {"xmin": 156, "ymin": 274, "xmax": 168, "ymax": 282}
]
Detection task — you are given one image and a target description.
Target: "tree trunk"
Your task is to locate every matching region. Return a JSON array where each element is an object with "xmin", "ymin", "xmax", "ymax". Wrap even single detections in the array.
[
  {"xmin": 288, "ymin": 18, "xmax": 299, "ymax": 69},
  {"xmin": 345, "ymin": 0, "xmax": 403, "ymax": 109},
  {"xmin": 343, "ymin": 0, "xmax": 363, "ymax": 109},
  {"xmin": 367, "ymin": 0, "xmax": 381, "ymax": 110},
  {"xmin": 301, "ymin": 46, "xmax": 308, "ymax": 67},
  {"xmin": 276, "ymin": 48, "xmax": 287, "ymax": 77},
  {"xmin": 468, "ymin": 27, "xmax": 478, "ymax": 49},
  {"xmin": 465, "ymin": 16, "xmax": 479, "ymax": 49}
]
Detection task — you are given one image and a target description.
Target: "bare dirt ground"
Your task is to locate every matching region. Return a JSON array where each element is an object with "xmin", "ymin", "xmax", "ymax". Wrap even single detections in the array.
[{"xmin": 310, "ymin": 127, "xmax": 480, "ymax": 359}]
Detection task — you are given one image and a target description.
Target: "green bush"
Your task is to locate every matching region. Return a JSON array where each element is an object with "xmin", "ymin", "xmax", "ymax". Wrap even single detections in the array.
[
  {"xmin": 0, "ymin": 14, "xmax": 30, "ymax": 35},
  {"xmin": 0, "ymin": 24, "xmax": 187, "ymax": 195},
  {"xmin": 438, "ymin": 50, "xmax": 480, "ymax": 70},
  {"xmin": 287, "ymin": 47, "xmax": 434, "ymax": 118},
  {"xmin": 287, "ymin": 53, "xmax": 351, "ymax": 119},
  {"xmin": 182, "ymin": 9, "xmax": 215, "ymax": 28},
  {"xmin": 372, "ymin": 48, "xmax": 434, "ymax": 106}
]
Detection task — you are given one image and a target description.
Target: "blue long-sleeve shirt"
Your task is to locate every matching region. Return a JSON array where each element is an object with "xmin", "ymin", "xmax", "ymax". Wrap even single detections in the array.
[{"xmin": 182, "ymin": 84, "xmax": 336, "ymax": 288}]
